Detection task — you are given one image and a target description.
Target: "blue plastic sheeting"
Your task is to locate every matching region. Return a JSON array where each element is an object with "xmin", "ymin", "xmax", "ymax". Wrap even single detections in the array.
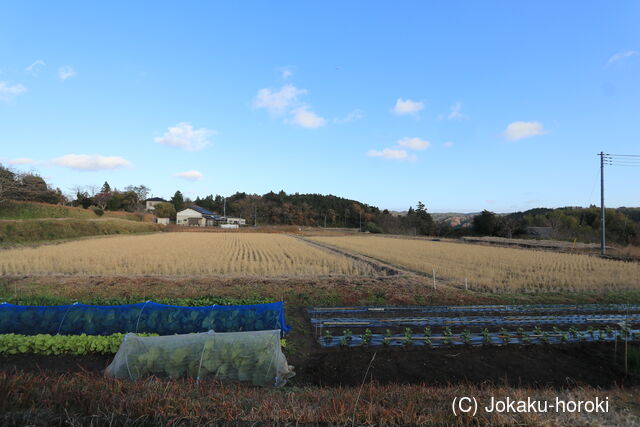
[
  {"xmin": 0, "ymin": 301, "xmax": 290, "ymax": 336},
  {"xmin": 311, "ymin": 314, "xmax": 640, "ymax": 328},
  {"xmin": 319, "ymin": 329, "xmax": 640, "ymax": 348},
  {"xmin": 308, "ymin": 304, "xmax": 640, "ymax": 315}
]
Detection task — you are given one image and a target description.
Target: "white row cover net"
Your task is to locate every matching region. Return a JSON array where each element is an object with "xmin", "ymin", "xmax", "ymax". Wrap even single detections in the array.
[{"xmin": 105, "ymin": 329, "xmax": 294, "ymax": 387}]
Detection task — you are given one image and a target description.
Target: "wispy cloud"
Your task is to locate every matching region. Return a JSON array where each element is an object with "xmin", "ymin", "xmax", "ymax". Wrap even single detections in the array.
[
  {"xmin": 8, "ymin": 158, "xmax": 36, "ymax": 165},
  {"xmin": 58, "ymin": 65, "xmax": 76, "ymax": 80},
  {"xmin": 254, "ymin": 84, "xmax": 306, "ymax": 115},
  {"xmin": 155, "ymin": 122, "xmax": 216, "ymax": 151},
  {"xmin": 443, "ymin": 141, "xmax": 454, "ymax": 148},
  {"xmin": 289, "ymin": 106, "xmax": 326, "ymax": 128},
  {"xmin": 397, "ymin": 137, "xmax": 430, "ymax": 150},
  {"xmin": 447, "ymin": 102, "xmax": 465, "ymax": 119},
  {"xmin": 606, "ymin": 50, "xmax": 638, "ymax": 67},
  {"xmin": 367, "ymin": 148, "xmax": 414, "ymax": 161},
  {"xmin": 334, "ymin": 109, "xmax": 364, "ymax": 124},
  {"xmin": 0, "ymin": 81, "xmax": 27, "ymax": 101},
  {"xmin": 369, "ymin": 135, "xmax": 430, "ymax": 161},
  {"xmin": 25, "ymin": 60, "xmax": 45, "ymax": 75},
  {"xmin": 254, "ymin": 83, "xmax": 326, "ymax": 129},
  {"xmin": 280, "ymin": 66, "xmax": 295, "ymax": 80},
  {"xmin": 392, "ymin": 98, "xmax": 424, "ymax": 115},
  {"xmin": 53, "ymin": 154, "xmax": 131, "ymax": 171},
  {"xmin": 174, "ymin": 170, "xmax": 203, "ymax": 181},
  {"xmin": 503, "ymin": 121, "xmax": 548, "ymax": 141}
]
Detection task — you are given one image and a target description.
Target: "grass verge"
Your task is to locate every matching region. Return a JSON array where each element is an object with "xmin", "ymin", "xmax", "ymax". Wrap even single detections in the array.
[
  {"xmin": 0, "ymin": 372, "xmax": 637, "ymax": 425},
  {"xmin": 0, "ymin": 219, "xmax": 162, "ymax": 246}
]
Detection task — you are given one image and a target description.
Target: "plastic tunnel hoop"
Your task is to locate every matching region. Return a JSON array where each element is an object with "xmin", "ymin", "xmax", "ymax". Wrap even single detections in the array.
[{"xmin": 0, "ymin": 301, "xmax": 291, "ymax": 336}]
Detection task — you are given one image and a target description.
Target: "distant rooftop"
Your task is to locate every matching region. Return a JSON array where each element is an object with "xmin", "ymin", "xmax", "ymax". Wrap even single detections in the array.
[
  {"xmin": 146, "ymin": 197, "xmax": 166, "ymax": 202},
  {"xmin": 188, "ymin": 205, "xmax": 223, "ymax": 220}
]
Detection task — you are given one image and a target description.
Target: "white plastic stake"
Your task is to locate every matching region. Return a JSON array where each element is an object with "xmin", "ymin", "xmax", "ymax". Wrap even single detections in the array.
[
  {"xmin": 433, "ymin": 269, "xmax": 436, "ymax": 289},
  {"xmin": 465, "ymin": 278, "xmax": 468, "ymax": 291}
]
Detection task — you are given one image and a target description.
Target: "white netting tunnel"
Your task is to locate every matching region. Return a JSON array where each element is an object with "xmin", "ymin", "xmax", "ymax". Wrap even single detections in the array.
[{"xmin": 105, "ymin": 330, "xmax": 294, "ymax": 387}]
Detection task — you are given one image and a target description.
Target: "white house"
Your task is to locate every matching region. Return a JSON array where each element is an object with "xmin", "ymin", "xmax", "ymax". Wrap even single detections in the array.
[
  {"xmin": 145, "ymin": 197, "xmax": 167, "ymax": 211},
  {"xmin": 176, "ymin": 206, "xmax": 221, "ymax": 227}
]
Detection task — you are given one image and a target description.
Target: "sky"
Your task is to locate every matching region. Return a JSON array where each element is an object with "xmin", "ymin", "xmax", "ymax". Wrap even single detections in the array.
[{"xmin": 0, "ymin": 1, "xmax": 639, "ymax": 213}]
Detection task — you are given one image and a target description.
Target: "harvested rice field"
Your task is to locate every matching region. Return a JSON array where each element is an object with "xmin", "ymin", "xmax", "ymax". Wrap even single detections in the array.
[
  {"xmin": 0, "ymin": 233, "xmax": 376, "ymax": 276},
  {"xmin": 308, "ymin": 235, "xmax": 640, "ymax": 292}
]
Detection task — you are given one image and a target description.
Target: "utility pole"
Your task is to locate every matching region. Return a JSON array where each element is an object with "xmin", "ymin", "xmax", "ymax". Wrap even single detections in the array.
[
  {"xmin": 223, "ymin": 197, "xmax": 226, "ymax": 218},
  {"xmin": 599, "ymin": 152, "xmax": 605, "ymax": 256},
  {"xmin": 324, "ymin": 213, "xmax": 327, "ymax": 229}
]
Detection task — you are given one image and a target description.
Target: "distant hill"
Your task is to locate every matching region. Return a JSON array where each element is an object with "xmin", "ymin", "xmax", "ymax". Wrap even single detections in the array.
[{"xmin": 431, "ymin": 212, "xmax": 478, "ymax": 228}]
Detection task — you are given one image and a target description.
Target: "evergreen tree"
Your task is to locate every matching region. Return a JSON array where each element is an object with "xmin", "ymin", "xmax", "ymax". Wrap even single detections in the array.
[{"xmin": 171, "ymin": 191, "xmax": 185, "ymax": 211}]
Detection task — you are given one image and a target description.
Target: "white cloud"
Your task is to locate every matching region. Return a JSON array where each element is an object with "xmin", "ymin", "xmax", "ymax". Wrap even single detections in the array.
[
  {"xmin": 367, "ymin": 148, "xmax": 414, "ymax": 161},
  {"xmin": 58, "ymin": 65, "xmax": 76, "ymax": 80},
  {"xmin": 155, "ymin": 122, "xmax": 215, "ymax": 151},
  {"xmin": 254, "ymin": 84, "xmax": 306, "ymax": 115},
  {"xmin": 397, "ymin": 137, "xmax": 430, "ymax": 151},
  {"xmin": 174, "ymin": 170, "xmax": 203, "ymax": 181},
  {"xmin": 53, "ymin": 154, "xmax": 131, "ymax": 171},
  {"xmin": 392, "ymin": 98, "xmax": 424, "ymax": 115},
  {"xmin": 335, "ymin": 109, "xmax": 364, "ymax": 123},
  {"xmin": 447, "ymin": 102, "xmax": 465, "ymax": 120},
  {"xmin": 8, "ymin": 158, "xmax": 35, "ymax": 165},
  {"xmin": 0, "ymin": 81, "xmax": 27, "ymax": 101},
  {"xmin": 280, "ymin": 66, "xmax": 295, "ymax": 80},
  {"xmin": 606, "ymin": 50, "xmax": 638, "ymax": 67},
  {"xmin": 289, "ymin": 106, "xmax": 326, "ymax": 128},
  {"xmin": 443, "ymin": 141, "xmax": 454, "ymax": 148},
  {"xmin": 503, "ymin": 121, "xmax": 548, "ymax": 141},
  {"xmin": 25, "ymin": 60, "xmax": 45, "ymax": 75}
]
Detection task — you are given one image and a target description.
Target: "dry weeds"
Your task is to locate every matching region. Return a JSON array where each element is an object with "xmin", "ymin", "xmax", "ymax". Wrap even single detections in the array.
[
  {"xmin": 310, "ymin": 235, "xmax": 640, "ymax": 292},
  {"xmin": 0, "ymin": 233, "xmax": 375, "ymax": 276}
]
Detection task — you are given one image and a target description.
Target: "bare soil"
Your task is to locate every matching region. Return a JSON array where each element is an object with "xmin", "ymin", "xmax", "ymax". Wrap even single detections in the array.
[{"xmin": 1, "ymin": 342, "xmax": 637, "ymax": 390}]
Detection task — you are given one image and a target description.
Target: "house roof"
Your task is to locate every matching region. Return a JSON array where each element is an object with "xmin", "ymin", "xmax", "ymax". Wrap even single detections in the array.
[
  {"xmin": 188, "ymin": 206, "xmax": 224, "ymax": 220},
  {"xmin": 146, "ymin": 197, "xmax": 166, "ymax": 202}
]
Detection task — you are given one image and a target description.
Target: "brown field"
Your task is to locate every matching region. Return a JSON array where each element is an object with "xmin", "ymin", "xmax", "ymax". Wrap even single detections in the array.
[
  {"xmin": 309, "ymin": 235, "xmax": 640, "ymax": 292},
  {"xmin": 0, "ymin": 233, "xmax": 376, "ymax": 276},
  {"xmin": 1, "ymin": 372, "xmax": 637, "ymax": 426}
]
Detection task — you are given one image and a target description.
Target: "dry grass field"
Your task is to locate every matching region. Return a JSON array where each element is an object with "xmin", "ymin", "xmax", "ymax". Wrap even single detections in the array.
[
  {"xmin": 0, "ymin": 233, "xmax": 375, "ymax": 276},
  {"xmin": 309, "ymin": 235, "xmax": 640, "ymax": 292}
]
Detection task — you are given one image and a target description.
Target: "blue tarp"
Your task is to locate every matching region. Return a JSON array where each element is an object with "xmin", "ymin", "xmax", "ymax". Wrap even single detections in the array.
[{"xmin": 0, "ymin": 301, "xmax": 290, "ymax": 336}]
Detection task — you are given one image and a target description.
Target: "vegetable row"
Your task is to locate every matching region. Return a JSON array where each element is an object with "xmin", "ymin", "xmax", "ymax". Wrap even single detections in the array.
[
  {"xmin": 0, "ymin": 333, "xmax": 156, "ymax": 355},
  {"xmin": 312, "ymin": 313, "xmax": 640, "ymax": 328},
  {"xmin": 319, "ymin": 326, "xmax": 640, "ymax": 347},
  {"xmin": 0, "ymin": 301, "xmax": 289, "ymax": 335},
  {"xmin": 309, "ymin": 303, "xmax": 640, "ymax": 315}
]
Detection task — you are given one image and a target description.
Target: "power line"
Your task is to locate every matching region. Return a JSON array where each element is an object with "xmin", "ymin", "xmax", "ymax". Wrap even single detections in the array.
[{"xmin": 606, "ymin": 154, "xmax": 640, "ymax": 158}]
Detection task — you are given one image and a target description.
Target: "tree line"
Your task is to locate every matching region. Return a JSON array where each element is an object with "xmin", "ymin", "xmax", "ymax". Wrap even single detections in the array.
[{"xmin": 2, "ymin": 163, "xmax": 637, "ymax": 245}]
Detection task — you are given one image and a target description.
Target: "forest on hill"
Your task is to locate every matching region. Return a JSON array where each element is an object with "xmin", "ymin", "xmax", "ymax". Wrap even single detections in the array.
[{"xmin": 1, "ymin": 163, "xmax": 638, "ymax": 245}]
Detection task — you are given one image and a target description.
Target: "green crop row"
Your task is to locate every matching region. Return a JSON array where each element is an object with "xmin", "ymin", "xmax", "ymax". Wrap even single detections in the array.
[
  {"xmin": 0, "ymin": 295, "xmax": 274, "ymax": 307},
  {"xmin": 0, "ymin": 333, "xmax": 156, "ymax": 355}
]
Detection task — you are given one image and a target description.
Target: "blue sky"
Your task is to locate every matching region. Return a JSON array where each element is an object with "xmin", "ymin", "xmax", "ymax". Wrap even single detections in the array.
[{"xmin": 1, "ymin": 1, "xmax": 638, "ymax": 212}]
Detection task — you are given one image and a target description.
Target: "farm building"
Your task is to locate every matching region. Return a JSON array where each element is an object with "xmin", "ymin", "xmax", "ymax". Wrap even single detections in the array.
[
  {"xmin": 145, "ymin": 197, "xmax": 167, "ymax": 211},
  {"xmin": 176, "ymin": 206, "xmax": 223, "ymax": 227},
  {"xmin": 226, "ymin": 217, "xmax": 247, "ymax": 225},
  {"xmin": 176, "ymin": 207, "xmax": 246, "ymax": 227}
]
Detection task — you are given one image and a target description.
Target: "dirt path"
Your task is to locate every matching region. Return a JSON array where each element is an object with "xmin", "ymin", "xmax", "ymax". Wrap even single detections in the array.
[{"xmin": 297, "ymin": 235, "xmax": 464, "ymax": 292}]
